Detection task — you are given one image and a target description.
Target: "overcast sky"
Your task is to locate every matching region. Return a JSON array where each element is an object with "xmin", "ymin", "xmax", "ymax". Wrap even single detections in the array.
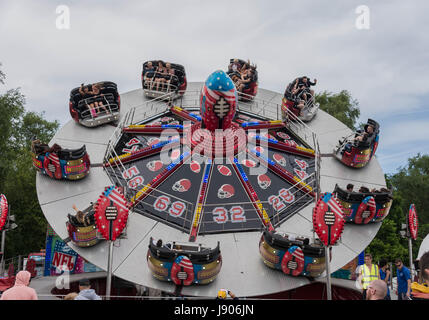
[{"xmin": 1, "ymin": 0, "xmax": 428, "ymax": 174}]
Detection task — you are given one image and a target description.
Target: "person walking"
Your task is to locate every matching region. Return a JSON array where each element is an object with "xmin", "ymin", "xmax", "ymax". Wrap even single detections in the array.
[
  {"xmin": 358, "ymin": 253, "xmax": 380, "ymax": 299},
  {"xmin": 395, "ymin": 258, "xmax": 411, "ymax": 300},
  {"xmin": 379, "ymin": 259, "xmax": 391, "ymax": 300},
  {"xmin": 411, "ymin": 251, "xmax": 429, "ymax": 300},
  {"xmin": 74, "ymin": 278, "xmax": 102, "ymax": 300},
  {"xmin": 0, "ymin": 270, "xmax": 38, "ymax": 300}
]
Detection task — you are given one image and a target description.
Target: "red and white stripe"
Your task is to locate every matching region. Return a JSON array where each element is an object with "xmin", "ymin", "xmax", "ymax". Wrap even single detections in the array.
[
  {"xmin": 327, "ymin": 197, "xmax": 343, "ymax": 219},
  {"xmin": 292, "ymin": 248, "xmax": 304, "ymax": 262},
  {"xmin": 107, "ymin": 189, "xmax": 128, "ymax": 212},
  {"xmin": 48, "ymin": 153, "xmax": 60, "ymax": 165},
  {"xmin": 179, "ymin": 256, "xmax": 193, "ymax": 269},
  {"xmin": 203, "ymin": 85, "xmax": 236, "ymax": 104}
]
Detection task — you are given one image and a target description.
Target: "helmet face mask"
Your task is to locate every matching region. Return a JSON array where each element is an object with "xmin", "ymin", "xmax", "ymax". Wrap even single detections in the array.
[
  {"xmin": 217, "ymin": 184, "xmax": 235, "ymax": 199},
  {"xmin": 257, "ymin": 174, "xmax": 271, "ymax": 189},
  {"xmin": 172, "ymin": 179, "xmax": 191, "ymax": 192}
]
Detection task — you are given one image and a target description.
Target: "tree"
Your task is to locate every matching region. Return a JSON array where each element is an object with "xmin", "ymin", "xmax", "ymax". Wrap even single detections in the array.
[
  {"xmin": 315, "ymin": 90, "xmax": 361, "ymax": 130},
  {"xmin": 367, "ymin": 156, "xmax": 429, "ymax": 267},
  {"xmin": 0, "ymin": 65, "xmax": 59, "ymax": 259}
]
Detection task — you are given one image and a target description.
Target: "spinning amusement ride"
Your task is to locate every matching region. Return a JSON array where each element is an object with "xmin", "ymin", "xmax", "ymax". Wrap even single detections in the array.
[{"xmin": 34, "ymin": 59, "xmax": 390, "ymax": 297}]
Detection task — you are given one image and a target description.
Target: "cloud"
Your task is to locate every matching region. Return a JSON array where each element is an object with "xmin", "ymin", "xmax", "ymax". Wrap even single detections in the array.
[{"xmin": 0, "ymin": 0, "xmax": 428, "ymax": 174}]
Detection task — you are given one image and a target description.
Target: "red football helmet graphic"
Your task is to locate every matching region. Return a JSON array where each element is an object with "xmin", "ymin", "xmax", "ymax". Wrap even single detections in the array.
[
  {"xmin": 190, "ymin": 160, "xmax": 201, "ymax": 173},
  {"xmin": 147, "ymin": 137, "xmax": 160, "ymax": 146},
  {"xmin": 172, "ymin": 179, "xmax": 192, "ymax": 192},
  {"xmin": 277, "ymin": 132, "xmax": 291, "ymax": 140},
  {"xmin": 161, "ymin": 116, "xmax": 174, "ymax": 123},
  {"xmin": 217, "ymin": 165, "xmax": 232, "ymax": 176},
  {"xmin": 217, "ymin": 184, "xmax": 235, "ymax": 199},
  {"xmin": 170, "ymin": 149, "xmax": 181, "ymax": 161},
  {"xmin": 254, "ymin": 146, "xmax": 265, "ymax": 154},
  {"xmin": 147, "ymin": 160, "xmax": 163, "ymax": 172},
  {"xmin": 273, "ymin": 153, "xmax": 286, "ymax": 167},
  {"xmin": 262, "ymin": 133, "xmax": 277, "ymax": 141},
  {"xmin": 257, "ymin": 174, "xmax": 271, "ymax": 190},
  {"xmin": 241, "ymin": 159, "xmax": 257, "ymax": 168}
]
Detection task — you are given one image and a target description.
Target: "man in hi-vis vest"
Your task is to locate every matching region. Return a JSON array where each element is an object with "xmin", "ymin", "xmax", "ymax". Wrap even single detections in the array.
[{"xmin": 358, "ymin": 253, "xmax": 380, "ymax": 299}]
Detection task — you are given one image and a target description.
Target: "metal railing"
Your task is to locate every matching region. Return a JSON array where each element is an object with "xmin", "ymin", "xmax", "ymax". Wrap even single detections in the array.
[
  {"xmin": 78, "ymin": 93, "xmax": 119, "ymax": 120},
  {"xmin": 102, "ymin": 87, "xmax": 321, "ymax": 234}
]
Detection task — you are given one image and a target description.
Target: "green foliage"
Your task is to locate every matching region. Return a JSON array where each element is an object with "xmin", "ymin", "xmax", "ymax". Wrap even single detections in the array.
[
  {"xmin": 315, "ymin": 90, "xmax": 360, "ymax": 130},
  {"xmin": 367, "ymin": 156, "xmax": 429, "ymax": 267},
  {"xmin": 0, "ymin": 66, "xmax": 59, "ymax": 259}
]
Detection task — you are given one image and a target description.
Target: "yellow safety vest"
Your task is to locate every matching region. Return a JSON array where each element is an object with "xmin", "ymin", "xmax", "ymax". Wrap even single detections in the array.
[{"xmin": 361, "ymin": 264, "xmax": 379, "ymax": 289}]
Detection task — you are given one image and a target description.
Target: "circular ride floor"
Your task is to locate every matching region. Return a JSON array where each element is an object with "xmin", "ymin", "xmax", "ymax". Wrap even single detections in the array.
[{"xmin": 36, "ymin": 82, "xmax": 387, "ymax": 297}]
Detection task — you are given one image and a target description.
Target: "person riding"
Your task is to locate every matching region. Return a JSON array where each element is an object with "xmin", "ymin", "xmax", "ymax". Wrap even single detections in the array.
[
  {"xmin": 144, "ymin": 61, "xmax": 156, "ymax": 88},
  {"xmin": 165, "ymin": 62, "xmax": 176, "ymax": 90},
  {"xmin": 154, "ymin": 61, "xmax": 167, "ymax": 91},
  {"xmin": 296, "ymin": 76, "xmax": 317, "ymax": 101},
  {"xmin": 237, "ymin": 69, "xmax": 253, "ymax": 92}
]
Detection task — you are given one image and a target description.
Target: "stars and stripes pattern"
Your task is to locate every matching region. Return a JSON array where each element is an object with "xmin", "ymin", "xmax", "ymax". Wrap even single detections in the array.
[
  {"xmin": 327, "ymin": 195, "xmax": 344, "ymax": 219},
  {"xmin": 47, "ymin": 152, "xmax": 60, "ymax": 166},
  {"xmin": 103, "ymin": 186, "xmax": 129, "ymax": 212}
]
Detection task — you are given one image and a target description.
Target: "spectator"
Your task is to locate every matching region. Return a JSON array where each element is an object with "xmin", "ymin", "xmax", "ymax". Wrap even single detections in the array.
[
  {"xmin": 379, "ymin": 259, "xmax": 391, "ymax": 300},
  {"xmin": 216, "ymin": 289, "xmax": 238, "ymax": 300},
  {"xmin": 346, "ymin": 184, "xmax": 354, "ymax": 192},
  {"xmin": 411, "ymin": 251, "xmax": 429, "ymax": 300},
  {"xmin": 74, "ymin": 278, "xmax": 102, "ymax": 300},
  {"xmin": 395, "ymin": 258, "xmax": 412, "ymax": 300},
  {"xmin": 64, "ymin": 292, "xmax": 78, "ymax": 300},
  {"xmin": 0, "ymin": 271, "xmax": 38, "ymax": 300},
  {"xmin": 366, "ymin": 279, "xmax": 388, "ymax": 300},
  {"xmin": 358, "ymin": 253, "xmax": 380, "ymax": 299}
]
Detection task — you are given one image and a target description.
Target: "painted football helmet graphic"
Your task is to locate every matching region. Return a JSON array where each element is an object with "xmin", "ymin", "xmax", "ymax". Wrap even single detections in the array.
[
  {"xmin": 147, "ymin": 160, "xmax": 163, "ymax": 172},
  {"xmin": 277, "ymin": 132, "xmax": 291, "ymax": 140},
  {"xmin": 200, "ymin": 70, "xmax": 238, "ymax": 131},
  {"xmin": 190, "ymin": 160, "xmax": 201, "ymax": 173},
  {"xmin": 241, "ymin": 159, "xmax": 257, "ymax": 168},
  {"xmin": 273, "ymin": 153, "xmax": 286, "ymax": 167},
  {"xmin": 254, "ymin": 146, "xmax": 265, "ymax": 154},
  {"xmin": 161, "ymin": 116, "xmax": 174, "ymax": 123},
  {"xmin": 217, "ymin": 184, "xmax": 235, "ymax": 199},
  {"xmin": 147, "ymin": 137, "xmax": 161, "ymax": 146},
  {"xmin": 257, "ymin": 174, "xmax": 271, "ymax": 190},
  {"xmin": 217, "ymin": 165, "xmax": 232, "ymax": 176},
  {"xmin": 172, "ymin": 179, "xmax": 192, "ymax": 192},
  {"xmin": 170, "ymin": 149, "xmax": 181, "ymax": 161}
]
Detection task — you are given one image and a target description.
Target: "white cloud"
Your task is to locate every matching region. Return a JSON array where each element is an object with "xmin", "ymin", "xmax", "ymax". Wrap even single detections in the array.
[{"xmin": 1, "ymin": 0, "xmax": 428, "ymax": 173}]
